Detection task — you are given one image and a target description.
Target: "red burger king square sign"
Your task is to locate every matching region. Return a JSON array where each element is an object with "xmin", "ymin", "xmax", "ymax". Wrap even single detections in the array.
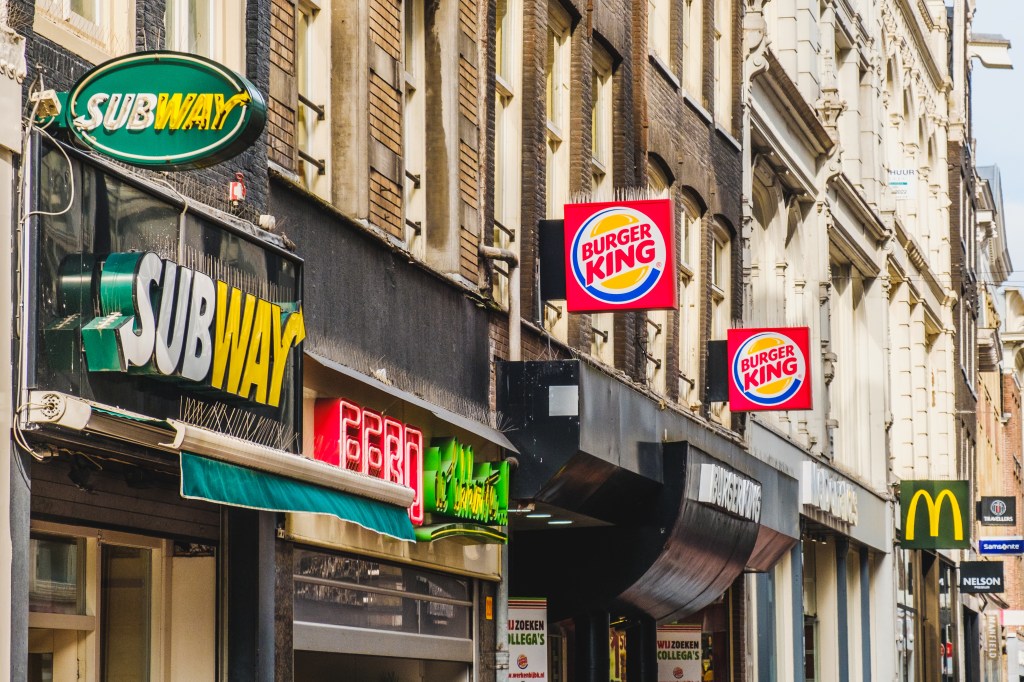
[
  {"xmin": 728, "ymin": 327, "xmax": 812, "ymax": 411},
  {"xmin": 564, "ymin": 199, "xmax": 677, "ymax": 313}
]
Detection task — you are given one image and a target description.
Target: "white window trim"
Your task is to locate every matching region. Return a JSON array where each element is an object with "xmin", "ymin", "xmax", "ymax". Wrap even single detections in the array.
[
  {"xmin": 404, "ymin": 0, "xmax": 427, "ymax": 257},
  {"xmin": 295, "ymin": 0, "xmax": 332, "ymax": 199},
  {"xmin": 494, "ymin": 0, "xmax": 523, "ymax": 310},
  {"xmin": 34, "ymin": 0, "xmax": 136, "ymax": 65},
  {"xmin": 591, "ymin": 46, "xmax": 614, "ymax": 201},
  {"xmin": 29, "ymin": 520, "xmax": 169, "ymax": 682},
  {"xmin": 164, "ymin": 0, "xmax": 246, "ymax": 73}
]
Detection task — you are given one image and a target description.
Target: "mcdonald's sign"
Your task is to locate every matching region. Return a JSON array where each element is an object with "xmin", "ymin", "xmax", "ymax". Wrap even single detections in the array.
[{"xmin": 900, "ymin": 480, "xmax": 971, "ymax": 549}]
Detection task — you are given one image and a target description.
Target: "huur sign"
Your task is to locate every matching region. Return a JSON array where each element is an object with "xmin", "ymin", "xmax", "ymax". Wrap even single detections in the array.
[
  {"xmin": 563, "ymin": 199, "xmax": 676, "ymax": 313},
  {"xmin": 959, "ymin": 561, "xmax": 1004, "ymax": 594},
  {"xmin": 727, "ymin": 327, "xmax": 812, "ymax": 411},
  {"xmin": 81, "ymin": 252, "xmax": 305, "ymax": 408},
  {"xmin": 899, "ymin": 480, "xmax": 970, "ymax": 550},
  {"xmin": 64, "ymin": 51, "xmax": 266, "ymax": 170}
]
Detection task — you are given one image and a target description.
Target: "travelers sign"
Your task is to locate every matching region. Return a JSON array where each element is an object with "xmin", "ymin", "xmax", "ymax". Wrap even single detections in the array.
[
  {"xmin": 959, "ymin": 561, "xmax": 1004, "ymax": 594},
  {"xmin": 727, "ymin": 327, "xmax": 812, "ymax": 411},
  {"xmin": 563, "ymin": 199, "xmax": 676, "ymax": 313},
  {"xmin": 900, "ymin": 480, "xmax": 970, "ymax": 549},
  {"xmin": 978, "ymin": 496, "xmax": 1017, "ymax": 526},
  {"xmin": 62, "ymin": 51, "xmax": 266, "ymax": 170}
]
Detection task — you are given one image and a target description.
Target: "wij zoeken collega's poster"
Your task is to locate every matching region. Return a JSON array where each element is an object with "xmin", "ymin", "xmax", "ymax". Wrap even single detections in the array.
[
  {"xmin": 508, "ymin": 599, "xmax": 548, "ymax": 680},
  {"xmin": 656, "ymin": 625, "xmax": 703, "ymax": 682}
]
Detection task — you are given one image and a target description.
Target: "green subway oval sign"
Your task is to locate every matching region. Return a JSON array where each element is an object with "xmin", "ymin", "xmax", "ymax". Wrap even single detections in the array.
[{"xmin": 67, "ymin": 51, "xmax": 266, "ymax": 170}]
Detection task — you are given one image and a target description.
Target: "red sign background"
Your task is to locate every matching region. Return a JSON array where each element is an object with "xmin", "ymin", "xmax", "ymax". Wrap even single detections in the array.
[
  {"xmin": 727, "ymin": 327, "xmax": 812, "ymax": 411},
  {"xmin": 564, "ymin": 199, "xmax": 676, "ymax": 313}
]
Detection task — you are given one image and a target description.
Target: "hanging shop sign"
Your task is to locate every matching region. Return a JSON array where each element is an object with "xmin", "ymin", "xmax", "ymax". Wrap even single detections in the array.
[
  {"xmin": 696, "ymin": 463, "xmax": 762, "ymax": 523},
  {"xmin": 727, "ymin": 327, "xmax": 812, "ymax": 411},
  {"xmin": 900, "ymin": 480, "xmax": 970, "ymax": 550},
  {"xmin": 979, "ymin": 536, "xmax": 1024, "ymax": 555},
  {"xmin": 62, "ymin": 51, "xmax": 266, "ymax": 170},
  {"xmin": 508, "ymin": 599, "xmax": 548, "ymax": 681},
  {"xmin": 656, "ymin": 625, "xmax": 703, "ymax": 682},
  {"xmin": 563, "ymin": 199, "xmax": 676, "ymax": 313},
  {"xmin": 978, "ymin": 496, "xmax": 1017, "ymax": 526},
  {"xmin": 79, "ymin": 252, "xmax": 305, "ymax": 408},
  {"xmin": 801, "ymin": 461, "xmax": 859, "ymax": 526},
  {"xmin": 986, "ymin": 614, "xmax": 999, "ymax": 660},
  {"xmin": 314, "ymin": 397, "xmax": 425, "ymax": 524},
  {"xmin": 959, "ymin": 561, "xmax": 1004, "ymax": 594}
]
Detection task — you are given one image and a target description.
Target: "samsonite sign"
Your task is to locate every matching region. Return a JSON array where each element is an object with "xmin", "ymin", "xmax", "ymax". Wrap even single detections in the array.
[
  {"xmin": 64, "ymin": 51, "xmax": 266, "ymax": 170},
  {"xmin": 900, "ymin": 480, "xmax": 971, "ymax": 550},
  {"xmin": 959, "ymin": 561, "xmax": 1004, "ymax": 594},
  {"xmin": 564, "ymin": 199, "xmax": 676, "ymax": 313},
  {"xmin": 727, "ymin": 327, "xmax": 812, "ymax": 411}
]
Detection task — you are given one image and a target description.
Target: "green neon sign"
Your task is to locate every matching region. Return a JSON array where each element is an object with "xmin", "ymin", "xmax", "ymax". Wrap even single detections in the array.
[
  {"xmin": 63, "ymin": 51, "xmax": 266, "ymax": 170},
  {"xmin": 422, "ymin": 438, "xmax": 509, "ymax": 527}
]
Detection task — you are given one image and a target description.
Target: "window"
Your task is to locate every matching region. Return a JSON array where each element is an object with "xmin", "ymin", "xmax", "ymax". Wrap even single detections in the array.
[
  {"xmin": 678, "ymin": 195, "xmax": 702, "ymax": 407},
  {"xmin": 165, "ymin": 0, "xmax": 246, "ymax": 72},
  {"xmin": 646, "ymin": 160, "xmax": 671, "ymax": 393},
  {"xmin": 295, "ymin": 0, "xmax": 331, "ymax": 198},
  {"xmin": 34, "ymin": 0, "xmax": 134, "ymax": 64},
  {"xmin": 648, "ymin": 0, "xmax": 671, "ymax": 67},
  {"xmin": 494, "ymin": 0, "xmax": 523, "ymax": 309},
  {"xmin": 28, "ymin": 523, "xmax": 171, "ymax": 682},
  {"xmin": 543, "ymin": 3, "xmax": 572, "ymax": 342},
  {"xmin": 545, "ymin": 3, "xmax": 572, "ymax": 219},
  {"xmin": 591, "ymin": 46, "xmax": 614, "ymax": 202},
  {"xmin": 404, "ymin": 0, "xmax": 427, "ymax": 258},
  {"xmin": 713, "ymin": 0, "xmax": 732, "ymax": 127},
  {"xmin": 682, "ymin": 0, "xmax": 703, "ymax": 99},
  {"xmin": 710, "ymin": 220, "xmax": 732, "ymax": 425}
]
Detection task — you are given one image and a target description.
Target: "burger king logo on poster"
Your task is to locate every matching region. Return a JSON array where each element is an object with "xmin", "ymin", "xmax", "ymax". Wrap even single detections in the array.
[
  {"xmin": 570, "ymin": 204, "xmax": 668, "ymax": 305},
  {"xmin": 673, "ymin": 667, "xmax": 685, "ymax": 679},
  {"xmin": 517, "ymin": 655, "xmax": 529, "ymax": 670},
  {"xmin": 731, "ymin": 330, "xmax": 807, "ymax": 408}
]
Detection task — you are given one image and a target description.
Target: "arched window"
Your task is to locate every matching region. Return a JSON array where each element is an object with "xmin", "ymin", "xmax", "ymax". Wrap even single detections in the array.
[
  {"xmin": 677, "ymin": 191, "xmax": 704, "ymax": 408},
  {"xmin": 645, "ymin": 156, "xmax": 673, "ymax": 393}
]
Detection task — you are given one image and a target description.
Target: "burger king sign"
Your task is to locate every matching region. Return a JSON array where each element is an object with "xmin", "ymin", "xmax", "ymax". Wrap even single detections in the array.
[
  {"xmin": 727, "ymin": 327, "xmax": 812, "ymax": 411},
  {"xmin": 564, "ymin": 199, "xmax": 677, "ymax": 312}
]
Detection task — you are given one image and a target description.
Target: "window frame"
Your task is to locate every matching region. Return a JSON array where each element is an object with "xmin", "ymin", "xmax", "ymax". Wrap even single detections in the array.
[
  {"xmin": 164, "ymin": 0, "xmax": 246, "ymax": 73},
  {"xmin": 34, "ymin": 0, "xmax": 135, "ymax": 65},
  {"xmin": 591, "ymin": 46, "xmax": 614, "ymax": 201}
]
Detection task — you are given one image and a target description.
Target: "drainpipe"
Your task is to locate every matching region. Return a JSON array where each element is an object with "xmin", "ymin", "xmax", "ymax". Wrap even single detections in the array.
[
  {"xmin": 480, "ymin": 245, "xmax": 521, "ymax": 361},
  {"xmin": 480, "ymin": 243, "xmax": 520, "ymax": 682}
]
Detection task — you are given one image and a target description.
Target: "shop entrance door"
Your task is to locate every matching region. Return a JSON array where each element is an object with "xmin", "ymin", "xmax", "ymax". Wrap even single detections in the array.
[{"xmin": 295, "ymin": 652, "xmax": 469, "ymax": 682}]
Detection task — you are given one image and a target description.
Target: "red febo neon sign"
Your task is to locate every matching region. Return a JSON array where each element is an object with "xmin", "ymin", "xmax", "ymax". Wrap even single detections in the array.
[
  {"xmin": 314, "ymin": 398, "xmax": 424, "ymax": 525},
  {"xmin": 564, "ymin": 198, "xmax": 677, "ymax": 313}
]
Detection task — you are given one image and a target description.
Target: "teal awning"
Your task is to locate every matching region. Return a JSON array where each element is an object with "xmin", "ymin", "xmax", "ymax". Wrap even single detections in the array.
[{"xmin": 180, "ymin": 452, "xmax": 416, "ymax": 542}]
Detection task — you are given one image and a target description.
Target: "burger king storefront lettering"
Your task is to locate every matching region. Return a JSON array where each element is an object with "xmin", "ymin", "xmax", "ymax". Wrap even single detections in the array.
[
  {"xmin": 727, "ymin": 327, "xmax": 812, "ymax": 411},
  {"xmin": 564, "ymin": 199, "xmax": 676, "ymax": 312}
]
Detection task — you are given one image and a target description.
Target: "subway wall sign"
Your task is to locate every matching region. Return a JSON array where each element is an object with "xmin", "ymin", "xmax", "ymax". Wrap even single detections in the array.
[
  {"xmin": 564, "ymin": 199, "xmax": 676, "ymax": 313},
  {"xmin": 81, "ymin": 252, "xmax": 305, "ymax": 407},
  {"xmin": 62, "ymin": 51, "xmax": 266, "ymax": 170},
  {"xmin": 727, "ymin": 327, "xmax": 812, "ymax": 411}
]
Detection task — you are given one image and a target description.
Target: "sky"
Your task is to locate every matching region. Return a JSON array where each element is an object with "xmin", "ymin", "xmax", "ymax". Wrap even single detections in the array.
[{"xmin": 972, "ymin": 0, "xmax": 1024, "ymax": 283}]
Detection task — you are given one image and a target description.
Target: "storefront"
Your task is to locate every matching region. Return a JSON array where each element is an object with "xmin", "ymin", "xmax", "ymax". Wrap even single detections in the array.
[
  {"xmin": 497, "ymin": 360, "xmax": 800, "ymax": 681},
  {"xmin": 284, "ymin": 351, "xmax": 514, "ymax": 682},
  {"xmin": 747, "ymin": 418, "xmax": 895, "ymax": 682},
  {"xmin": 20, "ymin": 132, "xmax": 310, "ymax": 680}
]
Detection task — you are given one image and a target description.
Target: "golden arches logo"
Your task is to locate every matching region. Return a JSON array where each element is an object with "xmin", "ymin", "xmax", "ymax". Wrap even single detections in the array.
[{"xmin": 905, "ymin": 489, "xmax": 964, "ymax": 541}]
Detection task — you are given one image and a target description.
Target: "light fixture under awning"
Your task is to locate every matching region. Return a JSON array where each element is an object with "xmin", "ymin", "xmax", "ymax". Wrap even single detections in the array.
[{"xmin": 181, "ymin": 452, "xmax": 416, "ymax": 541}]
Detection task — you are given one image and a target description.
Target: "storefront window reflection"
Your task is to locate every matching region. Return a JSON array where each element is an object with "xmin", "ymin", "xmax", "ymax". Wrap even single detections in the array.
[{"xmin": 293, "ymin": 550, "xmax": 472, "ymax": 639}]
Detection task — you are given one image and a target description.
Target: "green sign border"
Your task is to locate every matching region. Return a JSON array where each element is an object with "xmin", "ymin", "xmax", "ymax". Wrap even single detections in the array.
[
  {"xmin": 899, "ymin": 480, "xmax": 971, "ymax": 550},
  {"xmin": 65, "ymin": 50, "xmax": 267, "ymax": 171}
]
